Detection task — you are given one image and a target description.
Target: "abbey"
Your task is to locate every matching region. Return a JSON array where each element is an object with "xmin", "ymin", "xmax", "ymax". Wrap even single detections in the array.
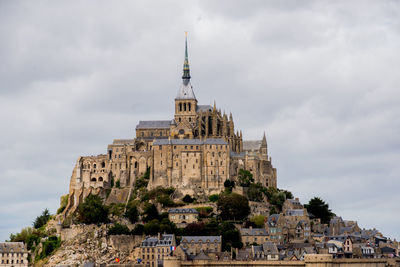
[{"xmin": 66, "ymin": 37, "xmax": 277, "ymax": 210}]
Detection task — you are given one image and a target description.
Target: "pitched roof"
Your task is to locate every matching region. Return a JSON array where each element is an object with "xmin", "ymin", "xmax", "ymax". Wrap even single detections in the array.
[
  {"xmin": 196, "ymin": 105, "xmax": 212, "ymax": 112},
  {"xmin": 240, "ymin": 228, "xmax": 268, "ymax": 236},
  {"xmin": 243, "ymin": 140, "xmax": 262, "ymax": 151},
  {"xmin": 153, "ymin": 138, "xmax": 227, "ymax": 146},
  {"xmin": 176, "ymin": 81, "xmax": 196, "ymax": 100},
  {"xmin": 136, "ymin": 120, "xmax": 173, "ymax": 129},
  {"xmin": 181, "ymin": 236, "xmax": 221, "ymax": 243},
  {"xmin": 0, "ymin": 242, "xmax": 26, "ymax": 253},
  {"xmin": 168, "ymin": 208, "xmax": 199, "ymax": 214}
]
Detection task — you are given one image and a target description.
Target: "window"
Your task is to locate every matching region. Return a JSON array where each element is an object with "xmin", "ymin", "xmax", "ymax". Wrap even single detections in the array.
[
  {"xmin": 179, "ymin": 103, "xmax": 182, "ymax": 111},
  {"xmin": 189, "ymin": 117, "xmax": 191, "ymax": 122},
  {"xmin": 160, "ymin": 161, "xmax": 162, "ymax": 166},
  {"xmin": 193, "ymin": 165, "xmax": 195, "ymax": 169},
  {"xmin": 151, "ymin": 132, "xmax": 153, "ymax": 136},
  {"xmin": 185, "ymin": 146, "xmax": 187, "ymax": 149},
  {"xmin": 160, "ymin": 131, "xmax": 162, "ymax": 136},
  {"xmin": 159, "ymin": 145, "xmax": 162, "ymax": 150},
  {"xmin": 141, "ymin": 132, "xmax": 144, "ymax": 137},
  {"xmin": 190, "ymin": 146, "xmax": 193, "ymax": 149},
  {"xmin": 101, "ymin": 162, "xmax": 105, "ymax": 168},
  {"xmin": 176, "ymin": 162, "xmax": 178, "ymax": 166},
  {"xmin": 184, "ymin": 103, "xmax": 186, "ymax": 111},
  {"xmin": 94, "ymin": 163, "xmax": 97, "ymax": 168},
  {"xmin": 189, "ymin": 103, "xmax": 191, "ymax": 111},
  {"xmin": 196, "ymin": 146, "xmax": 199, "ymax": 149},
  {"xmin": 174, "ymin": 146, "xmax": 176, "ymax": 149},
  {"xmin": 179, "ymin": 118, "xmax": 181, "ymax": 122}
]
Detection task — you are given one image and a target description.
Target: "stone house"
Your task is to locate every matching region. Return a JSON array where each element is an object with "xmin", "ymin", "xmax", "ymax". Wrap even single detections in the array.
[
  {"xmin": 266, "ymin": 214, "xmax": 284, "ymax": 244},
  {"xmin": 0, "ymin": 242, "xmax": 28, "ymax": 267},
  {"xmin": 240, "ymin": 227, "xmax": 269, "ymax": 246},
  {"xmin": 139, "ymin": 234, "xmax": 176, "ymax": 267},
  {"xmin": 179, "ymin": 236, "xmax": 221, "ymax": 255},
  {"xmin": 343, "ymin": 236, "xmax": 353, "ymax": 258},
  {"xmin": 168, "ymin": 208, "xmax": 198, "ymax": 227}
]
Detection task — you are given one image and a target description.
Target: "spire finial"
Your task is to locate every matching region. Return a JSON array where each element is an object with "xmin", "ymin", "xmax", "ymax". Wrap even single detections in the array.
[
  {"xmin": 182, "ymin": 32, "xmax": 191, "ymax": 80},
  {"xmin": 262, "ymin": 131, "xmax": 267, "ymax": 146}
]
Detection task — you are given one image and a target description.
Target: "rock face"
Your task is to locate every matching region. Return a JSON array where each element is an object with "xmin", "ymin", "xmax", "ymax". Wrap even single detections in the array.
[{"xmin": 45, "ymin": 224, "xmax": 142, "ymax": 266}]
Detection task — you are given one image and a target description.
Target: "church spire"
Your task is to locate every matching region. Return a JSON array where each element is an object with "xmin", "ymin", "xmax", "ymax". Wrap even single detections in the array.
[{"xmin": 182, "ymin": 32, "xmax": 191, "ymax": 80}]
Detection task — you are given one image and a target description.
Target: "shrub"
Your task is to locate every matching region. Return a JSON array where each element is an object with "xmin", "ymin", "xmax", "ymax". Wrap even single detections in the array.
[
  {"xmin": 77, "ymin": 194, "xmax": 108, "ymax": 224},
  {"xmin": 208, "ymin": 194, "xmax": 219, "ymax": 202},
  {"xmin": 238, "ymin": 169, "xmax": 254, "ymax": 187},
  {"xmin": 224, "ymin": 179, "xmax": 235, "ymax": 192},
  {"xmin": 250, "ymin": 215, "xmax": 265, "ymax": 228},
  {"xmin": 142, "ymin": 203, "xmax": 159, "ymax": 222},
  {"xmin": 37, "ymin": 236, "xmax": 60, "ymax": 260},
  {"xmin": 247, "ymin": 183, "xmax": 264, "ymax": 202},
  {"xmin": 57, "ymin": 194, "xmax": 69, "ymax": 214},
  {"xmin": 144, "ymin": 219, "xmax": 160, "ymax": 235},
  {"xmin": 157, "ymin": 195, "xmax": 176, "ymax": 208},
  {"xmin": 109, "ymin": 203, "xmax": 125, "ymax": 217},
  {"xmin": 195, "ymin": 207, "xmax": 213, "ymax": 218},
  {"xmin": 33, "ymin": 209, "xmax": 51, "ymax": 229},
  {"xmin": 108, "ymin": 223, "xmax": 130, "ymax": 235},
  {"xmin": 131, "ymin": 224, "xmax": 145, "ymax": 235}
]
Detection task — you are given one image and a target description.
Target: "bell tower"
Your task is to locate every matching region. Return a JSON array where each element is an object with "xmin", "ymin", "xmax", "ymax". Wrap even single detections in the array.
[{"xmin": 174, "ymin": 33, "xmax": 197, "ymax": 129}]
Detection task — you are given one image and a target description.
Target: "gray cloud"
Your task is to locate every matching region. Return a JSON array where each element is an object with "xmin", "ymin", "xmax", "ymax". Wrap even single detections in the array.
[{"xmin": 1, "ymin": 0, "xmax": 399, "ymax": 241}]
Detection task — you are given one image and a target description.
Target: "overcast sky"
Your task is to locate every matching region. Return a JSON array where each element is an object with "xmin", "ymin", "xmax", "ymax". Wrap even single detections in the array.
[{"xmin": 1, "ymin": 0, "xmax": 399, "ymax": 242}]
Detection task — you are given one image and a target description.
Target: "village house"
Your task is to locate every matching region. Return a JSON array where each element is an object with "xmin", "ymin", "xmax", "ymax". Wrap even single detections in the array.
[
  {"xmin": 179, "ymin": 236, "xmax": 221, "ymax": 256},
  {"xmin": 0, "ymin": 242, "xmax": 28, "ymax": 267},
  {"xmin": 139, "ymin": 234, "xmax": 175, "ymax": 267},
  {"xmin": 168, "ymin": 208, "xmax": 198, "ymax": 227},
  {"xmin": 240, "ymin": 227, "xmax": 269, "ymax": 246}
]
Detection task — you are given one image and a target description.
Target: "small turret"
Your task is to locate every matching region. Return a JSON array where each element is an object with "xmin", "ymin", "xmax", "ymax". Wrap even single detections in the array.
[{"xmin": 260, "ymin": 131, "xmax": 268, "ymax": 158}]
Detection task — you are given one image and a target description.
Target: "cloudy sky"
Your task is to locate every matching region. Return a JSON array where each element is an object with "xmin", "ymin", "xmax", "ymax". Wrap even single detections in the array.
[{"xmin": 1, "ymin": 0, "xmax": 399, "ymax": 242}]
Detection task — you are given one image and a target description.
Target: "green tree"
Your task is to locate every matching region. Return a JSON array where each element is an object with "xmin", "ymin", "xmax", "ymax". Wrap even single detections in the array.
[
  {"xmin": 124, "ymin": 204, "xmax": 139, "ymax": 224},
  {"xmin": 57, "ymin": 194, "xmax": 69, "ymax": 214},
  {"xmin": 131, "ymin": 224, "xmax": 145, "ymax": 235},
  {"xmin": 238, "ymin": 169, "xmax": 254, "ymax": 187},
  {"xmin": 182, "ymin": 194, "xmax": 195, "ymax": 203},
  {"xmin": 77, "ymin": 194, "xmax": 109, "ymax": 224},
  {"xmin": 108, "ymin": 223, "xmax": 130, "ymax": 235},
  {"xmin": 224, "ymin": 179, "xmax": 235, "ymax": 192},
  {"xmin": 33, "ymin": 209, "xmax": 51, "ymax": 229},
  {"xmin": 247, "ymin": 183, "xmax": 264, "ymax": 202},
  {"xmin": 220, "ymin": 222, "xmax": 242, "ymax": 251},
  {"xmin": 142, "ymin": 203, "xmax": 159, "ymax": 222},
  {"xmin": 144, "ymin": 219, "xmax": 160, "ymax": 235},
  {"xmin": 37, "ymin": 236, "xmax": 61, "ymax": 260},
  {"xmin": 217, "ymin": 192, "xmax": 250, "ymax": 221},
  {"xmin": 304, "ymin": 197, "xmax": 335, "ymax": 224}
]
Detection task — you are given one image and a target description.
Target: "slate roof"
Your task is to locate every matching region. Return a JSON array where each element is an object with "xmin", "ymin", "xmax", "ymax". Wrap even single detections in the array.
[
  {"xmin": 240, "ymin": 228, "xmax": 268, "ymax": 236},
  {"xmin": 0, "ymin": 242, "xmax": 26, "ymax": 253},
  {"xmin": 168, "ymin": 208, "xmax": 199, "ymax": 214},
  {"xmin": 286, "ymin": 209, "xmax": 304, "ymax": 216},
  {"xmin": 141, "ymin": 234, "xmax": 174, "ymax": 247},
  {"xmin": 243, "ymin": 140, "xmax": 262, "ymax": 151},
  {"xmin": 197, "ymin": 105, "xmax": 212, "ymax": 112},
  {"xmin": 230, "ymin": 152, "xmax": 246, "ymax": 158},
  {"xmin": 136, "ymin": 120, "xmax": 173, "ymax": 129},
  {"xmin": 263, "ymin": 242, "xmax": 279, "ymax": 254},
  {"xmin": 176, "ymin": 81, "xmax": 196, "ymax": 100},
  {"xmin": 181, "ymin": 236, "xmax": 221, "ymax": 243},
  {"xmin": 153, "ymin": 138, "xmax": 227, "ymax": 146}
]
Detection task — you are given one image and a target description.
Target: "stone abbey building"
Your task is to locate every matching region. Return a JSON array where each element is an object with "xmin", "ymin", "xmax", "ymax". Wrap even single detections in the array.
[{"xmin": 65, "ymin": 37, "xmax": 277, "ymax": 213}]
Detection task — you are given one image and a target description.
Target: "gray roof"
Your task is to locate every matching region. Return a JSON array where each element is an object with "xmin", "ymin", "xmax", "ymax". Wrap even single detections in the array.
[
  {"xmin": 263, "ymin": 242, "xmax": 278, "ymax": 254},
  {"xmin": 0, "ymin": 242, "xmax": 26, "ymax": 253},
  {"xmin": 142, "ymin": 234, "xmax": 174, "ymax": 247},
  {"xmin": 136, "ymin": 120, "xmax": 173, "ymax": 129},
  {"xmin": 169, "ymin": 208, "xmax": 199, "ymax": 214},
  {"xmin": 196, "ymin": 105, "xmax": 212, "ymax": 112},
  {"xmin": 253, "ymin": 245, "xmax": 264, "ymax": 252},
  {"xmin": 153, "ymin": 138, "xmax": 227, "ymax": 146},
  {"xmin": 230, "ymin": 152, "xmax": 246, "ymax": 158},
  {"xmin": 267, "ymin": 214, "xmax": 280, "ymax": 226},
  {"xmin": 181, "ymin": 236, "xmax": 221, "ymax": 243},
  {"xmin": 240, "ymin": 228, "xmax": 268, "ymax": 236},
  {"xmin": 176, "ymin": 81, "xmax": 196, "ymax": 100},
  {"xmin": 286, "ymin": 209, "xmax": 304, "ymax": 216},
  {"xmin": 243, "ymin": 140, "xmax": 262, "ymax": 151},
  {"xmin": 112, "ymin": 139, "xmax": 135, "ymax": 144}
]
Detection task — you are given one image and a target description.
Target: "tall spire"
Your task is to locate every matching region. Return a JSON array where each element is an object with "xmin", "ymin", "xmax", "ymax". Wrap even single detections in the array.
[
  {"xmin": 262, "ymin": 131, "xmax": 267, "ymax": 146},
  {"xmin": 182, "ymin": 32, "xmax": 191, "ymax": 80}
]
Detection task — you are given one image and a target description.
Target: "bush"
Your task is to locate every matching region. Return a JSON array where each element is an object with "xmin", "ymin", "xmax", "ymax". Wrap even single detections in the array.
[
  {"xmin": 144, "ymin": 219, "xmax": 160, "ymax": 235},
  {"xmin": 247, "ymin": 183, "xmax": 264, "ymax": 202},
  {"xmin": 224, "ymin": 179, "xmax": 235, "ymax": 192},
  {"xmin": 157, "ymin": 195, "xmax": 176, "ymax": 207},
  {"xmin": 108, "ymin": 223, "xmax": 130, "ymax": 235},
  {"xmin": 109, "ymin": 203, "xmax": 125, "ymax": 217},
  {"xmin": 33, "ymin": 209, "xmax": 51, "ymax": 229},
  {"xmin": 195, "ymin": 207, "xmax": 213, "ymax": 218},
  {"xmin": 208, "ymin": 194, "xmax": 219, "ymax": 202},
  {"xmin": 250, "ymin": 215, "xmax": 265, "ymax": 228},
  {"xmin": 217, "ymin": 192, "xmax": 250, "ymax": 221},
  {"xmin": 37, "ymin": 236, "xmax": 61, "ymax": 260},
  {"xmin": 77, "ymin": 194, "xmax": 109, "ymax": 224},
  {"xmin": 182, "ymin": 194, "xmax": 195, "ymax": 203}
]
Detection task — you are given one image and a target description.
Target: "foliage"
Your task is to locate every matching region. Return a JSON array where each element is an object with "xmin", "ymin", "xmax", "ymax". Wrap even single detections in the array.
[
  {"xmin": 77, "ymin": 194, "xmax": 109, "ymax": 224},
  {"xmin": 134, "ymin": 168, "xmax": 151, "ymax": 191},
  {"xmin": 131, "ymin": 224, "xmax": 145, "ymax": 235},
  {"xmin": 143, "ymin": 218, "xmax": 176, "ymax": 235},
  {"xmin": 238, "ymin": 169, "xmax": 254, "ymax": 187},
  {"xmin": 217, "ymin": 192, "xmax": 250, "ymax": 221},
  {"xmin": 124, "ymin": 203, "xmax": 139, "ymax": 224},
  {"xmin": 208, "ymin": 194, "xmax": 219, "ymax": 202},
  {"xmin": 108, "ymin": 203, "xmax": 125, "ymax": 217},
  {"xmin": 116, "ymin": 179, "xmax": 121, "ymax": 188},
  {"xmin": 304, "ymin": 197, "xmax": 335, "ymax": 224},
  {"xmin": 157, "ymin": 194, "xmax": 176, "ymax": 207},
  {"xmin": 182, "ymin": 194, "xmax": 195, "ymax": 203},
  {"xmin": 250, "ymin": 215, "xmax": 265, "ymax": 228},
  {"xmin": 110, "ymin": 176, "xmax": 115, "ymax": 188},
  {"xmin": 223, "ymin": 179, "xmax": 235, "ymax": 192},
  {"xmin": 282, "ymin": 190, "xmax": 293, "ymax": 200},
  {"xmin": 220, "ymin": 222, "xmax": 242, "ymax": 251},
  {"xmin": 264, "ymin": 187, "xmax": 292, "ymax": 212},
  {"xmin": 9, "ymin": 227, "xmax": 43, "ymax": 251},
  {"xmin": 184, "ymin": 222, "xmax": 205, "ymax": 235},
  {"xmin": 33, "ymin": 209, "xmax": 51, "ymax": 229},
  {"xmin": 108, "ymin": 223, "xmax": 130, "ymax": 235},
  {"xmin": 142, "ymin": 203, "xmax": 159, "ymax": 222},
  {"xmin": 57, "ymin": 194, "xmax": 69, "ymax": 214},
  {"xmin": 142, "ymin": 187, "xmax": 175, "ymax": 201},
  {"xmin": 247, "ymin": 183, "xmax": 264, "ymax": 202},
  {"xmin": 37, "ymin": 236, "xmax": 61, "ymax": 260},
  {"xmin": 195, "ymin": 206, "xmax": 213, "ymax": 218},
  {"xmin": 269, "ymin": 206, "xmax": 278, "ymax": 215}
]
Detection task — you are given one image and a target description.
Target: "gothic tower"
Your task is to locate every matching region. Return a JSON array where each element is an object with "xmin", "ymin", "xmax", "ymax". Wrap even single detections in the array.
[{"xmin": 174, "ymin": 34, "xmax": 197, "ymax": 138}]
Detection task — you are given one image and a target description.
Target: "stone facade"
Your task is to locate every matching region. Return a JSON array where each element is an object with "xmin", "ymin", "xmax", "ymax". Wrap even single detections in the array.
[
  {"xmin": 0, "ymin": 242, "xmax": 28, "ymax": 267},
  {"xmin": 64, "ymin": 37, "xmax": 277, "ymax": 216}
]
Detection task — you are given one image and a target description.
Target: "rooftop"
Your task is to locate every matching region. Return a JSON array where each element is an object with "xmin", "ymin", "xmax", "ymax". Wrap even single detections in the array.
[
  {"xmin": 168, "ymin": 208, "xmax": 199, "ymax": 214},
  {"xmin": 136, "ymin": 120, "xmax": 173, "ymax": 129},
  {"xmin": 153, "ymin": 138, "xmax": 227, "ymax": 146}
]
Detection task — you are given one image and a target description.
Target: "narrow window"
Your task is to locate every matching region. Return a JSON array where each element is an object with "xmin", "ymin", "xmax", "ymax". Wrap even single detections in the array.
[
  {"xmin": 189, "ymin": 103, "xmax": 191, "ymax": 111},
  {"xmin": 179, "ymin": 103, "xmax": 182, "ymax": 111},
  {"xmin": 184, "ymin": 103, "xmax": 187, "ymax": 111}
]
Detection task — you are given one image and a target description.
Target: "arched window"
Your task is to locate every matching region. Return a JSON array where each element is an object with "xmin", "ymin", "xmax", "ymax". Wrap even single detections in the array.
[
  {"xmin": 184, "ymin": 103, "xmax": 186, "ymax": 111},
  {"xmin": 93, "ymin": 163, "xmax": 97, "ymax": 169},
  {"xmin": 91, "ymin": 178, "xmax": 97, "ymax": 182},
  {"xmin": 188, "ymin": 103, "xmax": 191, "ymax": 111},
  {"xmin": 98, "ymin": 177, "xmax": 103, "ymax": 181},
  {"xmin": 101, "ymin": 162, "xmax": 105, "ymax": 168},
  {"xmin": 179, "ymin": 103, "xmax": 182, "ymax": 111}
]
